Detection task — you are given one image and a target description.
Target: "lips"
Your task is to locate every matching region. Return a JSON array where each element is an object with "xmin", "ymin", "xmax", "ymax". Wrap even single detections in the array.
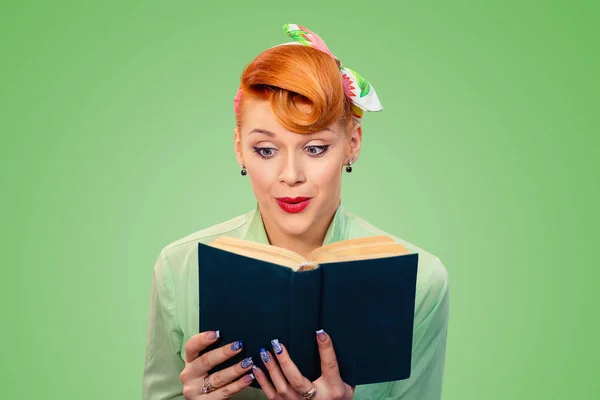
[
  {"xmin": 275, "ymin": 197, "xmax": 313, "ymax": 213},
  {"xmin": 276, "ymin": 197, "xmax": 312, "ymax": 204}
]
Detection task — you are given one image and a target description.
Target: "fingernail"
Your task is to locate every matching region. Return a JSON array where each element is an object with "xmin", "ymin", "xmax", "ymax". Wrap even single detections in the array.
[
  {"xmin": 206, "ymin": 330, "xmax": 219, "ymax": 340},
  {"xmin": 241, "ymin": 357, "xmax": 253, "ymax": 369},
  {"xmin": 252, "ymin": 365, "xmax": 259, "ymax": 371},
  {"xmin": 271, "ymin": 339, "xmax": 283, "ymax": 355},
  {"xmin": 231, "ymin": 340, "xmax": 243, "ymax": 351},
  {"xmin": 243, "ymin": 373, "xmax": 255, "ymax": 383},
  {"xmin": 316, "ymin": 329, "xmax": 327, "ymax": 343},
  {"xmin": 260, "ymin": 348, "xmax": 270, "ymax": 363}
]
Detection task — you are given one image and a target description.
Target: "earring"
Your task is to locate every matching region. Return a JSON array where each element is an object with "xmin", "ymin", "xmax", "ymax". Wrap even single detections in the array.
[
  {"xmin": 345, "ymin": 158, "xmax": 354, "ymax": 173},
  {"xmin": 240, "ymin": 165, "xmax": 247, "ymax": 176}
]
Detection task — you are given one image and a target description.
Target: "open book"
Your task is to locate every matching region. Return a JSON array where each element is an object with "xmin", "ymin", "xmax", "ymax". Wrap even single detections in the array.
[{"xmin": 198, "ymin": 235, "xmax": 419, "ymax": 387}]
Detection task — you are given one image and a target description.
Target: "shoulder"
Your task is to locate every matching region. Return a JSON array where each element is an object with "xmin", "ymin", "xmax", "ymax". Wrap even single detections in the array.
[
  {"xmin": 166, "ymin": 209, "xmax": 254, "ymax": 249},
  {"xmin": 155, "ymin": 209, "xmax": 256, "ymax": 275},
  {"xmin": 344, "ymin": 210, "xmax": 450, "ymax": 320}
]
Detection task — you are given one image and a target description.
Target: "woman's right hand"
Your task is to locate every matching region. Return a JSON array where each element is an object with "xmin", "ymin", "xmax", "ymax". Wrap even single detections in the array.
[{"xmin": 180, "ymin": 331, "xmax": 255, "ymax": 399}]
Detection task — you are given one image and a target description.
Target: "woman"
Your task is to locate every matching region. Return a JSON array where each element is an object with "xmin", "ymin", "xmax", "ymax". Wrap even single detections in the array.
[{"xmin": 143, "ymin": 24, "xmax": 449, "ymax": 400}]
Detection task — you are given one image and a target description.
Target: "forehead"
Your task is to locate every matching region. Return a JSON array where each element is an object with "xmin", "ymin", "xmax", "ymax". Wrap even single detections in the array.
[{"xmin": 241, "ymin": 98, "xmax": 281, "ymax": 129}]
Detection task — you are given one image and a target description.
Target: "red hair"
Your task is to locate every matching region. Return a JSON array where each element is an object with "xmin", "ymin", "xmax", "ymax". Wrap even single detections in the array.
[{"xmin": 235, "ymin": 45, "xmax": 355, "ymax": 134}]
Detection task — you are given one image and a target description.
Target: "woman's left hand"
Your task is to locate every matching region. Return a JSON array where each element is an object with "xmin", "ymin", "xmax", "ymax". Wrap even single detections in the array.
[{"xmin": 253, "ymin": 330, "xmax": 354, "ymax": 400}]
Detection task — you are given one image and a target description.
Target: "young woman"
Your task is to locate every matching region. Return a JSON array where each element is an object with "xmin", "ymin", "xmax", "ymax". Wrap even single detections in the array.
[{"xmin": 143, "ymin": 24, "xmax": 449, "ymax": 400}]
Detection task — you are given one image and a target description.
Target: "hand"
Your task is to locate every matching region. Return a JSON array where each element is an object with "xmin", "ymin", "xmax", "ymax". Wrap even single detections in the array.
[
  {"xmin": 180, "ymin": 331, "xmax": 255, "ymax": 399},
  {"xmin": 252, "ymin": 330, "xmax": 355, "ymax": 400}
]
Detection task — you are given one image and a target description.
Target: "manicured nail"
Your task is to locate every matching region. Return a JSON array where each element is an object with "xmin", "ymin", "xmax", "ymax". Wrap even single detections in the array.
[
  {"xmin": 206, "ymin": 330, "xmax": 220, "ymax": 340},
  {"xmin": 252, "ymin": 365, "xmax": 259, "ymax": 371},
  {"xmin": 316, "ymin": 329, "xmax": 327, "ymax": 343},
  {"xmin": 260, "ymin": 348, "xmax": 270, "ymax": 363},
  {"xmin": 243, "ymin": 373, "xmax": 255, "ymax": 383},
  {"xmin": 231, "ymin": 340, "xmax": 243, "ymax": 351},
  {"xmin": 271, "ymin": 339, "xmax": 283, "ymax": 355},
  {"xmin": 241, "ymin": 357, "xmax": 253, "ymax": 369}
]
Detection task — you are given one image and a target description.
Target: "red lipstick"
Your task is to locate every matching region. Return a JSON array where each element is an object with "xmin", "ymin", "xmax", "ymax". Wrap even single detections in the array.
[{"xmin": 275, "ymin": 197, "xmax": 312, "ymax": 213}]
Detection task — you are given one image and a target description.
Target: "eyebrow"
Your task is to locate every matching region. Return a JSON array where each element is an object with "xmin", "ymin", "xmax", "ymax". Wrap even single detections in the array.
[
  {"xmin": 249, "ymin": 128, "xmax": 275, "ymax": 137},
  {"xmin": 248, "ymin": 127, "xmax": 335, "ymax": 136}
]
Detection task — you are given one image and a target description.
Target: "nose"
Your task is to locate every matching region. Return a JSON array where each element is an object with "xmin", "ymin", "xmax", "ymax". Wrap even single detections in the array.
[{"xmin": 278, "ymin": 152, "xmax": 306, "ymax": 186}]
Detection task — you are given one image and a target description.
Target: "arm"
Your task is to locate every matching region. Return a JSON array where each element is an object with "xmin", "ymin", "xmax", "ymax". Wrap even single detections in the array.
[
  {"xmin": 142, "ymin": 249, "xmax": 186, "ymax": 400},
  {"xmin": 385, "ymin": 257, "xmax": 450, "ymax": 400}
]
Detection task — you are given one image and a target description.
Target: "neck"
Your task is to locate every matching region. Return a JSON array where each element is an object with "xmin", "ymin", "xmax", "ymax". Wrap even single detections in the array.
[
  {"xmin": 261, "ymin": 201, "xmax": 339, "ymax": 259},
  {"xmin": 269, "ymin": 232, "xmax": 324, "ymax": 260}
]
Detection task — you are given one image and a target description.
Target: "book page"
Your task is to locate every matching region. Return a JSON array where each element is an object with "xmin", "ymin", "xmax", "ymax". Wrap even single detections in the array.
[
  {"xmin": 209, "ymin": 236, "xmax": 306, "ymax": 269},
  {"xmin": 311, "ymin": 237, "xmax": 411, "ymax": 264},
  {"xmin": 315, "ymin": 244, "xmax": 411, "ymax": 263},
  {"xmin": 307, "ymin": 235, "xmax": 395, "ymax": 261},
  {"xmin": 208, "ymin": 235, "xmax": 411, "ymax": 271}
]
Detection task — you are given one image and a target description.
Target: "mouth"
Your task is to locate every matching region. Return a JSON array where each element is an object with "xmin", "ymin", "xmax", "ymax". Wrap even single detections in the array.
[{"xmin": 275, "ymin": 197, "xmax": 313, "ymax": 213}]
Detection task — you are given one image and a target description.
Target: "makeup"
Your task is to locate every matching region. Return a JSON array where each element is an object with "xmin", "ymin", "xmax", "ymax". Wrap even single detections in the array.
[{"xmin": 275, "ymin": 197, "xmax": 312, "ymax": 213}]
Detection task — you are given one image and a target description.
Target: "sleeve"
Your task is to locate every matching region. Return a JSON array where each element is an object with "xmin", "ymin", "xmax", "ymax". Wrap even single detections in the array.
[
  {"xmin": 386, "ymin": 257, "xmax": 450, "ymax": 400},
  {"xmin": 142, "ymin": 249, "xmax": 186, "ymax": 400}
]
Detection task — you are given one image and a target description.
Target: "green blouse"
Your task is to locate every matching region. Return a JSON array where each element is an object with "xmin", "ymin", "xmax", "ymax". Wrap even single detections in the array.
[{"xmin": 142, "ymin": 203, "xmax": 450, "ymax": 399}]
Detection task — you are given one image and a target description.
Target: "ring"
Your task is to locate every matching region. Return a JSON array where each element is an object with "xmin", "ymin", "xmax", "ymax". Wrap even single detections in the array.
[
  {"xmin": 300, "ymin": 384, "xmax": 317, "ymax": 399},
  {"xmin": 201, "ymin": 375, "xmax": 214, "ymax": 394}
]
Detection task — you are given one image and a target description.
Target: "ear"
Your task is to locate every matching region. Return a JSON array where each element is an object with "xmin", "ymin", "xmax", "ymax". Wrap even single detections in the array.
[
  {"xmin": 234, "ymin": 126, "xmax": 244, "ymax": 166},
  {"xmin": 346, "ymin": 122, "xmax": 363, "ymax": 163}
]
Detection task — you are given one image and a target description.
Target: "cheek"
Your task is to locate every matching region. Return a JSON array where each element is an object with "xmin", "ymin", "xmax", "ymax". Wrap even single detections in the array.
[
  {"xmin": 307, "ymin": 161, "xmax": 342, "ymax": 190},
  {"xmin": 247, "ymin": 165, "xmax": 278, "ymax": 196},
  {"xmin": 243, "ymin": 148, "xmax": 273, "ymax": 195}
]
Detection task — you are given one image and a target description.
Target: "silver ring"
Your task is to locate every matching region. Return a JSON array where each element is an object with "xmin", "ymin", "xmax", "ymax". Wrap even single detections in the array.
[
  {"xmin": 201, "ymin": 375, "xmax": 214, "ymax": 394},
  {"xmin": 300, "ymin": 384, "xmax": 317, "ymax": 399}
]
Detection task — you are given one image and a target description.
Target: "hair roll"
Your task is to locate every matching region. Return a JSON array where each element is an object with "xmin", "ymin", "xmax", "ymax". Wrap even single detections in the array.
[{"xmin": 236, "ymin": 45, "xmax": 354, "ymax": 134}]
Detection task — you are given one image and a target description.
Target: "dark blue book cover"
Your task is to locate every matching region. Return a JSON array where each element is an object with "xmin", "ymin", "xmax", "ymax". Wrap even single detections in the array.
[{"xmin": 198, "ymin": 240, "xmax": 418, "ymax": 388}]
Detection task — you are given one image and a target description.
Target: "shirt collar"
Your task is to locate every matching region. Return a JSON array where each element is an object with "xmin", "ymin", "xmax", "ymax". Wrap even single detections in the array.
[{"xmin": 244, "ymin": 202, "xmax": 348, "ymax": 246}]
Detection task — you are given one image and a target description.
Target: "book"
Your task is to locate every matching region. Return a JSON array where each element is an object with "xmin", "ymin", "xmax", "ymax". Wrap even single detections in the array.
[{"xmin": 198, "ymin": 235, "xmax": 419, "ymax": 388}]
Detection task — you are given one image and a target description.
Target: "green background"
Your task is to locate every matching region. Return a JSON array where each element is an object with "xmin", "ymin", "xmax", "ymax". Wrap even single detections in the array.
[{"xmin": 1, "ymin": 1, "xmax": 597, "ymax": 398}]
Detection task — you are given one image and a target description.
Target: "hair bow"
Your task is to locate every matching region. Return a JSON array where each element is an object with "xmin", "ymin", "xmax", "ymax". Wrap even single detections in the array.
[{"xmin": 282, "ymin": 24, "xmax": 383, "ymax": 115}]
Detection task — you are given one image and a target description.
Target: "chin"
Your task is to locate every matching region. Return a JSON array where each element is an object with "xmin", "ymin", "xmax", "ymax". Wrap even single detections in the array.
[
  {"xmin": 278, "ymin": 219, "xmax": 312, "ymax": 236},
  {"xmin": 260, "ymin": 198, "xmax": 319, "ymax": 237},
  {"xmin": 272, "ymin": 209, "xmax": 315, "ymax": 236}
]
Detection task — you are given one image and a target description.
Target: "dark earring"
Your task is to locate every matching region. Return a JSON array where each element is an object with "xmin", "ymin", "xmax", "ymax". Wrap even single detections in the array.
[
  {"xmin": 240, "ymin": 165, "xmax": 247, "ymax": 176},
  {"xmin": 345, "ymin": 159, "xmax": 354, "ymax": 173}
]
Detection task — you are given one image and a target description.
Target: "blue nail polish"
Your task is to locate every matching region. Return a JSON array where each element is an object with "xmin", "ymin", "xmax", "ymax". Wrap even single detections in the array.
[
  {"xmin": 241, "ymin": 357, "xmax": 253, "ymax": 368},
  {"xmin": 271, "ymin": 339, "xmax": 283, "ymax": 355},
  {"xmin": 260, "ymin": 348, "xmax": 270, "ymax": 363},
  {"xmin": 231, "ymin": 340, "xmax": 243, "ymax": 351}
]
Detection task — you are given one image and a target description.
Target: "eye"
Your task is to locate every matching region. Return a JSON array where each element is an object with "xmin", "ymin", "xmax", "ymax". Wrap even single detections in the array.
[
  {"xmin": 304, "ymin": 145, "xmax": 330, "ymax": 157},
  {"xmin": 252, "ymin": 146, "xmax": 278, "ymax": 159}
]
